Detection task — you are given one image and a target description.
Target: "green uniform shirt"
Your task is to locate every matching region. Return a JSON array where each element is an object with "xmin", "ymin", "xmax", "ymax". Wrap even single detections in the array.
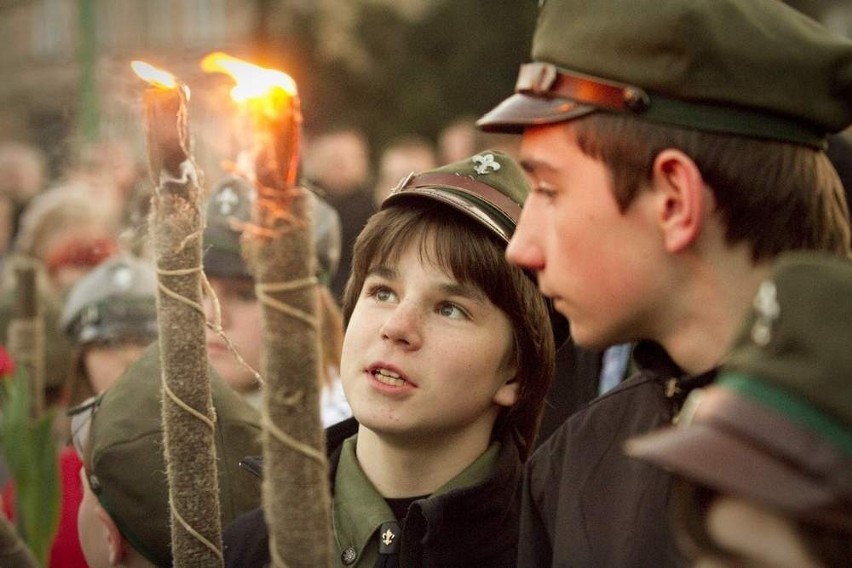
[{"xmin": 332, "ymin": 434, "xmax": 501, "ymax": 567}]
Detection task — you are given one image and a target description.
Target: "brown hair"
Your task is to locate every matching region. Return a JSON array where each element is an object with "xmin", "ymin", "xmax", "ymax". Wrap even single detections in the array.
[
  {"xmin": 571, "ymin": 115, "xmax": 851, "ymax": 260},
  {"xmin": 342, "ymin": 201, "xmax": 555, "ymax": 461}
]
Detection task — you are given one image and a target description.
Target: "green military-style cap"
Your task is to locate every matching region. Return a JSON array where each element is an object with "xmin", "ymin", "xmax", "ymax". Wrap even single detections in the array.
[
  {"xmin": 203, "ymin": 174, "xmax": 342, "ymax": 285},
  {"xmin": 72, "ymin": 342, "xmax": 263, "ymax": 566},
  {"xmin": 626, "ymin": 252, "xmax": 852, "ymax": 532},
  {"xmin": 384, "ymin": 150, "xmax": 528, "ymax": 244},
  {"xmin": 382, "ymin": 150, "xmax": 569, "ymax": 346},
  {"xmin": 478, "ymin": 0, "xmax": 852, "ymax": 148}
]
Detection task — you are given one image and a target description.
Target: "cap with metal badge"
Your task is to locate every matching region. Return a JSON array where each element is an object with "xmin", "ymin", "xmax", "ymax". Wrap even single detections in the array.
[
  {"xmin": 382, "ymin": 150, "xmax": 569, "ymax": 346},
  {"xmin": 203, "ymin": 173, "xmax": 342, "ymax": 286},
  {"xmin": 478, "ymin": 0, "xmax": 852, "ymax": 148},
  {"xmin": 625, "ymin": 252, "xmax": 852, "ymax": 534}
]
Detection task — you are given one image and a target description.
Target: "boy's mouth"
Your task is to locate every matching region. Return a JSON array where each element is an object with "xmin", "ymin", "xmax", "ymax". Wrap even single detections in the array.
[{"xmin": 373, "ymin": 368, "xmax": 406, "ymax": 387}]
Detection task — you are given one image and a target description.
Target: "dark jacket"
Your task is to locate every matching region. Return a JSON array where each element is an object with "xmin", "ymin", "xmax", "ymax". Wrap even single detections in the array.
[
  {"xmin": 518, "ymin": 342, "xmax": 714, "ymax": 568},
  {"xmin": 224, "ymin": 418, "xmax": 524, "ymax": 567}
]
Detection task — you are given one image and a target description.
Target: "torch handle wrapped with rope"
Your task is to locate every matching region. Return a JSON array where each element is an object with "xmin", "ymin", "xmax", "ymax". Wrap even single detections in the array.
[
  {"xmin": 137, "ymin": 63, "xmax": 224, "ymax": 567},
  {"xmin": 246, "ymin": 186, "xmax": 332, "ymax": 568}
]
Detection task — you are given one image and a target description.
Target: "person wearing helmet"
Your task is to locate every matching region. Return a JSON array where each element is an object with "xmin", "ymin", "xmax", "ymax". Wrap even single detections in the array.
[
  {"xmin": 61, "ymin": 255, "xmax": 158, "ymax": 404},
  {"xmin": 48, "ymin": 255, "xmax": 159, "ymax": 568},
  {"xmin": 202, "ymin": 173, "xmax": 351, "ymax": 425},
  {"xmin": 224, "ymin": 151, "xmax": 566, "ymax": 567}
]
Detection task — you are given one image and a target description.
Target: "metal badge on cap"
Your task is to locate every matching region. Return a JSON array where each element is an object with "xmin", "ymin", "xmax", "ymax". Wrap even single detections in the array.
[
  {"xmin": 751, "ymin": 279, "xmax": 780, "ymax": 347},
  {"xmin": 215, "ymin": 185, "xmax": 240, "ymax": 215},
  {"xmin": 472, "ymin": 153, "xmax": 502, "ymax": 175}
]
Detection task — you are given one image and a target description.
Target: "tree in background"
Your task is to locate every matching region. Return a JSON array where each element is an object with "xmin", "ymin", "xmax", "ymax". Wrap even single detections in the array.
[{"xmin": 255, "ymin": 0, "xmax": 538, "ymax": 153}]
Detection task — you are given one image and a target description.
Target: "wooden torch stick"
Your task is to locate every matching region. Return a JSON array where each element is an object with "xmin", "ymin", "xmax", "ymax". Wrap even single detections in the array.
[
  {"xmin": 133, "ymin": 61, "xmax": 223, "ymax": 567},
  {"xmin": 7, "ymin": 261, "xmax": 45, "ymax": 419},
  {"xmin": 204, "ymin": 53, "xmax": 332, "ymax": 567}
]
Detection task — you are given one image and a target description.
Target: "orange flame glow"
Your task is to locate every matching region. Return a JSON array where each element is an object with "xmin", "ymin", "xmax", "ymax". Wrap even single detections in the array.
[
  {"xmin": 201, "ymin": 52, "xmax": 298, "ymax": 104},
  {"xmin": 131, "ymin": 60, "xmax": 179, "ymax": 90}
]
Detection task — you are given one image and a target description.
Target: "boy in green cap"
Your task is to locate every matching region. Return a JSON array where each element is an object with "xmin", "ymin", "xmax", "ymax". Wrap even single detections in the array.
[
  {"xmin": 627, "ymin": 252, "xmax": 852, "ymax": 566},
  {"xmin": 71, "ymin": 344, "xmax": 263, "ymax": 567},
  {"xmin": 224, "ymin": 150, "xmax": 565, "ymax": 566},
  {"xmin": 201, "ymin": 173, "xmax": 351, "ymax": 425},
  {"xmin": 478, "ymin": 0, "xmax": 852, "ymax": 565}
]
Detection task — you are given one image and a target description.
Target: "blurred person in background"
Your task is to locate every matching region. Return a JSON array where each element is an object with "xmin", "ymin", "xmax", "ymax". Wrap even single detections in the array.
[
  {"xmin": 46, "ymin": 255, "xmax": 159, "ymax": 567},
  {"xmin": 0, "ymin": 178, "xmax": 125, "ymax": 550},
  {"xmin": 7, "ymin": 178, "xmax": 120, "ymax": 296},
  {"xmin": 0, "ymin": 178, "xmax": 121, "ymax": 415},
  {"xmin": 302, "ymin": 127, "xmax": 376, "ymax": 302},
  {"xmin": 438, "ymin": 116, "xmax": 479, "ymax": 165},
  {"xmin": 0, "ymin": 141, "xmax": 47, "ymax": 268},
  {"xmin": 372, "ymin": 135, "xmax": 437, "ymax": 205},
  {"xmin": 70, "ymin": 343, "xmax": 262, "ymax": 568},
  {"xmin": 202, "ymin": 174, "xmax": 351, "ymax": 425}
]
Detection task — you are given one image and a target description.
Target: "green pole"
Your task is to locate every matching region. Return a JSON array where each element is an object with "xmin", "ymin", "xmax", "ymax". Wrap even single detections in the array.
[{"xmin": 79, "ymin": 0, "xmax": 98, "ymax": 142}]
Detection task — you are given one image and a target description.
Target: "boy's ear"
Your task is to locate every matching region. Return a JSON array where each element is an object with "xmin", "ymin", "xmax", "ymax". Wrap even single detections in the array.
[
  {"xmin": 95, "ymin": 505, "xmax": 127, "ymax": 566},
  {"xmin": 493, "ymin": 374, "xmax": 520, "ymax": 408},
  {"xmin": 650, "ymin": 149, "xmax": 709, "ymax": 253}
]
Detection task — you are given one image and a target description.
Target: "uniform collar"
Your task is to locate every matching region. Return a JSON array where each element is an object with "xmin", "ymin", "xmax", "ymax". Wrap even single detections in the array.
[
  {"xmin": 633, "ymin": 341, "xmax": 717, "ymax": 404},
  {"xmin": 332, "ymin": 435, "xmax": 501, "ymax": 566}
]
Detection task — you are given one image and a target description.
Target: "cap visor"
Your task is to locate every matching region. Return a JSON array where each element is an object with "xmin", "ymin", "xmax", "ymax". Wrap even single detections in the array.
[
  {"xmin": 625, "ymin": 423, "xmax": 834, "ymax": 515},
  {"xmin": 477, "ymin": 93, "xmax": 596, "ymax": 133},
  {"xmin": 383, "ymin": 189, "xmax": 513, "ymax": 243}
]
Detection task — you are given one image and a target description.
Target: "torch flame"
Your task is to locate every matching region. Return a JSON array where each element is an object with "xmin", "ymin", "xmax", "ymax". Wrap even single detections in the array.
[
  {"xmin": 201, "ymin": 52, "xmax": 298, "ymax": 103},
  {"xmin": 131, "ymin": 60, "xmax": 179, "ymax": 90}
]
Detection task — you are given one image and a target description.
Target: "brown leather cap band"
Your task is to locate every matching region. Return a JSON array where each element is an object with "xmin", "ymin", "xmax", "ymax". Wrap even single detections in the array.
[
  {"xmin": 480, "ymin": 62, "xmax": 827, "ymax": 148},
  {"xmin": 391, "ymin": 171, "xmax": 523, "ymax": 227},
  {"xmin": 516, "ymin": 62, "xmax": 650, "ymax": 113}
]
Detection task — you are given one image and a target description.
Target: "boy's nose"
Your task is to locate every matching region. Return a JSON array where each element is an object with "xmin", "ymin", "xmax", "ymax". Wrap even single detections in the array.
[{"xmin": 379, "ymin": 303, "xmax": 423, "ymax": 350}]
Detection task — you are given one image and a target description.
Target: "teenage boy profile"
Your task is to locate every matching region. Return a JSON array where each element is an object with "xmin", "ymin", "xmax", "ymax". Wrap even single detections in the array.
[{"xmin": 477, "ymin": 0, "xmax": 852, "ymax": 565}]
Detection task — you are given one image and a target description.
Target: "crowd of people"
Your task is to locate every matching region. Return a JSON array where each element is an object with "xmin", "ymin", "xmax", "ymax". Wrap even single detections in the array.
[{"xmin": 0, "ymin": 0, "xmax": 851, "ymax": 566}]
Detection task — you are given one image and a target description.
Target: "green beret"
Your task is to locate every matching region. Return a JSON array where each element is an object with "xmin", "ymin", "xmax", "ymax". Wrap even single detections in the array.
[
  {"xmin": 78, "ymin": 342, "xmax": 262, "ymax": 566},
  {"xmin": 382, "ymin": 150, "xmax": 569, "ymax": 346},
  {"xmin": 478, "ymin": 0, "xmax": 852, "ymax": 147},
  {"xmin": 626, "ymin": 252, "xmax": 852, "ymax": 531}
]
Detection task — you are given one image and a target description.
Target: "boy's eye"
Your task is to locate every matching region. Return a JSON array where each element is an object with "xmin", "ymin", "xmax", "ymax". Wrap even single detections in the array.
[
  {"xmin": 376, "ymin": 287, "xmax": 393, "ymax": 302},
  {"xmin": 534, "ymin": 186, "xmax": 557, "ymax": 200},
  {"xmin": 366, "ymin": 284, "xmax": 397, "ymax": 303},
  {"xmin": 438, "ymin": 302, "xmax": 467, "ymax": 320}
]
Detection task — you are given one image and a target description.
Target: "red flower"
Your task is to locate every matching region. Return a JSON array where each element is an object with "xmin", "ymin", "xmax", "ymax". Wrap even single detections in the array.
[{"xmin": 0, "ymin": 346, "xmax": 16, "ymax": 379}]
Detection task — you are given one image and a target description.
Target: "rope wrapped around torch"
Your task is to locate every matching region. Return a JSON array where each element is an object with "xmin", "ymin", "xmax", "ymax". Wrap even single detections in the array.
[
  {"xmin": 137, "ymin": 62, "xmax": 224, "ymax": 566},
  {"xmin": 210, "ymin": 54, "xmax": 332, "ymax": 567}
]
